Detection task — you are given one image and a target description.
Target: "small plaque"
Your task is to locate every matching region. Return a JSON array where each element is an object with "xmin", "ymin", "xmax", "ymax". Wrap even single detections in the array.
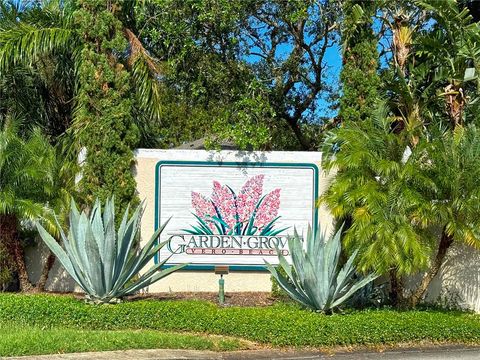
[{"xmin": 214, "ymin": 266, "xmax": 229, "ymax": 275}]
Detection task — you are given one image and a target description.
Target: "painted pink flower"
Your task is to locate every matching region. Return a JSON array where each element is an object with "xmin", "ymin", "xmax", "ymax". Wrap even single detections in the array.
[
  {"xmin": 254, "ymin": 188, "xmax": 281, "ymax": 230},
  {"xmin": 236, "ymin": 175, "xmax": 264, "ymax": 223},
  {"xmin": 191, "ymin": 191, "xmax": 216, "ymax": 231},
  {"xmin": 211, "ymin": 181, "xmax": 237, "ymax": 230}
]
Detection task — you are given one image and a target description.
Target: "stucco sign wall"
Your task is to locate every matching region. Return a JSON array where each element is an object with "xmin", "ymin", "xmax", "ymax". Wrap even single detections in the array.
[{"xmin": 135, "ymin": 149, "xmax": 332, "ymax": 291}]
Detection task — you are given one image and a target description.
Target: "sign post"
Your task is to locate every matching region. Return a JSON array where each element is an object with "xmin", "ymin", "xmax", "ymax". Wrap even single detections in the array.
[{"xmin": 215, "ymin": 266, "xmax": 229, "ymax": 305}]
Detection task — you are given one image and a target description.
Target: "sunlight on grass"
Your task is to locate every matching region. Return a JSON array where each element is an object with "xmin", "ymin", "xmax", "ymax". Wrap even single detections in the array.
[{"xmin": 0, "ymin": 322, "xmax": 246, "ymax": 357}]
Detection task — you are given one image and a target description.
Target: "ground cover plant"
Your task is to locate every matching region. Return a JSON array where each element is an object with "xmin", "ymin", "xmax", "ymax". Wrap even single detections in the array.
[
  {"xmin": 0, "ymin": 321, "xmax": 245, "ymax": 357},
  {"xmin": 1, "ymin": 294, "xmax": 479, "ymax": 351}
]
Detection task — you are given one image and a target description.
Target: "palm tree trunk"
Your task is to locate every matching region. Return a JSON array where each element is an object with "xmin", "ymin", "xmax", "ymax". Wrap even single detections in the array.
[
  {"xmin": 12, "ymin": 233, "xmax": 34, "ymax": 293},
  {"xmin": 0, "ymin": 214, "xmax": 34, "ymax": 292},
  {"xmin": 409, "ymin": 227, "xmax": 454, "ymax": 307},
  {"xmin": 36, "ymin": 252, "xmax": 56, "ymax": 292},
  {"xmin": 389, "ymin": 268, "xmax": 405, "ymax": 308}
]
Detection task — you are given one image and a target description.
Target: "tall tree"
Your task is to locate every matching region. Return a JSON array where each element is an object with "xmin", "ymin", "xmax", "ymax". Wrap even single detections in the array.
[
  {"xmin": 0, "ymin": 0, "xmax": 170, "ymax": 216},
  {"xmin": 339, "ymin": 0, "xmax": 380, "ymax": 124},
  {"xmin": 136, "ymin": 0, "xmax": 342, "ymax": 150},
  {"xmin": 73, "ymin": 0, "xmax": 139, "ymax": 214},
  {"xmin": 405, "ymin": 0, "xmax": 480, "ymax": 306},
  {"xmin": 323, "ymin": 0, "xmax": 480, "ymax": 307}
]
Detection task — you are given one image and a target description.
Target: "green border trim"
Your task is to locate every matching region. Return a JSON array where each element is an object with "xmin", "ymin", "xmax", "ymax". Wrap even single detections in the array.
[{"xmin": 154, "ymin": 160, "xmax": 319, "ymax": 271}]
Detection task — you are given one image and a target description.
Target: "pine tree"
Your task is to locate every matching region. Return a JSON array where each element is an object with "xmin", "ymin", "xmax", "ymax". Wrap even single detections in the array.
[
  {"xmin": 74, "ymin": 1, "xmax": 139, "ymax": 217},
  {"xmin": 340, "ymin": 0, "xmax": 380, "ymax": 123}
]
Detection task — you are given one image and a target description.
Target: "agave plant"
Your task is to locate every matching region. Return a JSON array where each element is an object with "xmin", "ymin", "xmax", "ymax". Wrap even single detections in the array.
[
  {"xmin": 265, "ymin": 224, "xmax": 378, "ymax": 312},
  {"xmin": 35, "ymin": 198, "xmax": 185, "ymax": 303}
]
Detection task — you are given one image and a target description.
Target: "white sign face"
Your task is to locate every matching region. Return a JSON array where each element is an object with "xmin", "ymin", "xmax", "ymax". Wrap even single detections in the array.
[{"xmin": 154, "ymin": 160, "xmax": 319, "ymax": 270}]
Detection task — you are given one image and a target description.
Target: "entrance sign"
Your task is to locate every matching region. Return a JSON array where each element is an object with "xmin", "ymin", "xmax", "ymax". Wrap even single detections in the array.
[{"xmin": 150, "ymin": 154, "xmax": 321, "ymax": 270}]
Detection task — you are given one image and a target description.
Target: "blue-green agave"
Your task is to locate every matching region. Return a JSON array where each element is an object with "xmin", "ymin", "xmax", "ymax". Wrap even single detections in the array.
[
  {"xmin": 35, "ymin": 198, "xmax": 185, "ymax": 303},
  {"xmin": 265, "ymin": 224, "xmax": 378, "ymax": 312}
]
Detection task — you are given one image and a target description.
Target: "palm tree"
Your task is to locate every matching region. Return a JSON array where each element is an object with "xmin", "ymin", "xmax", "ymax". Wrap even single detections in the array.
[
  {"xmin": 323, "ymin": 0, "xmax": 480, "ymax": 307},
  {"xmin": 408, "ymin": 125, "xmax": 480, "ymax": 306},
  {"xmin": 0, "ymin": 120, "xmax": 56, "ymax": 291},
  {"xmin": 35, "ymin": 140, "xmax": 79, "ymax": 291},
  {"xmin": 0, "ymin": 0, "xmax": 169, "ymax": 217},
  {"xmin": 322, "ymin": 100, "xmax": 480, "ymax": 307},
  {"xmin": 401, "ymin": 0, "xmax": 480, "ymax": 306},
  {"xmin": 0, "ymin": 0, "xmax": 163, "ymax": 136},
  {"xmin": 0, "ymin": 1, "xmax": 75, "ymax": 138},
  {"xmin": 321, "ymin": 103, "xmax": 436, "ymax": 305}
]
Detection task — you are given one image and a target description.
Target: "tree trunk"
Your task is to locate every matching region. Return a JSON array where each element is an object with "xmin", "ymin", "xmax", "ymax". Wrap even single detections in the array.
[
  {"xmin": 36, "ymin": 252, "xmax": 56, "ymax": 292},
  {"xmin": 284, "ymin": 115, "xmax": 312, "ymax": 150},
  {"xmin": 0, "ymin": 214, "xmax": 34, "ymax": 292},
  {"xmin": 11, "ymin": 233, "xmax": 34, "ymax": 292},
  {"xmin": 409, "ymin": 228, "xmax": 454, "ymax": 307},
  {"xmin": 389, "ymin": 268, "xmax": 405, "ymax": 308}
]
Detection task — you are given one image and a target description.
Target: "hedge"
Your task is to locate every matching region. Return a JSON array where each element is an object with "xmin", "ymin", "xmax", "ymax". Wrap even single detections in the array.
[{"xmin": 1, "ymin": 294, "xmax": 479, "ymax": 347}]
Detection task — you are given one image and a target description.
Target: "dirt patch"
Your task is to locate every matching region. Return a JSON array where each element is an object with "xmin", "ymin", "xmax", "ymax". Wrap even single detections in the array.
[
  {"xmin": 44, "ymin": 290, "xmax": 282, "ymax": 307},
  {"xmin": 126, "ymin": 291, "xmax": 278, "ymax": 307}
]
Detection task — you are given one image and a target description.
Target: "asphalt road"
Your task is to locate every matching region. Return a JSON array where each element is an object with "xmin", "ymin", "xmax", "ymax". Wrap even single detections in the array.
[
  {"xmin": 5, "ymin": 347, "xmax": 480, "ymax": 360},
  {"xmin": 262, "ymin": 347, "xmax": 480, "ymax": 360}
]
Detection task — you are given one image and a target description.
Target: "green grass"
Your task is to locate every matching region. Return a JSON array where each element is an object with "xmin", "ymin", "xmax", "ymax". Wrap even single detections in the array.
[
  {"xmin": 0, "ymin": 321, "xmax": 245, "ymax": 357},
  {"xmin": 0, "ymin": 293, "xmax": 479, "ymax": 352}
]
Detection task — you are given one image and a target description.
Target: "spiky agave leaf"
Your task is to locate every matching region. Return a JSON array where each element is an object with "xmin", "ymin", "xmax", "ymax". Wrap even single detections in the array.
[
  {"xmin": 265, "ymin": 223, "xmax": 378, "ymax": 312},
  {"xmin": 36, "ymin": 197, "xmax": 186, "ymax": 303}
]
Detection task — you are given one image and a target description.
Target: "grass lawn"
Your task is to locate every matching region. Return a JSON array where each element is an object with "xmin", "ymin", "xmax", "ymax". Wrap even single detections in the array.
[
  {"xmin": 1, "ymin": 293, "xmax": 479, "ymax": 356},
  {"xmin": 0, "ymin": 322, "xmax": 247, "ymax": 357}
]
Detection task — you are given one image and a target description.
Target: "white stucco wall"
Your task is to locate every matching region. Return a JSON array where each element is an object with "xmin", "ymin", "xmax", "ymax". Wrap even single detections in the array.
[
  {"xmin": 25, "ymin": 240, "xmax": 79, "ymax": 292},
  {"xmin": 405, "ymin": 243, "xmax": 480, "ymax": 312}
]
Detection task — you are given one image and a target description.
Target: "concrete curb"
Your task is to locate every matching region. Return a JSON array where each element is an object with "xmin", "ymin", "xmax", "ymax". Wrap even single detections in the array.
[{"xmin": 4, "ymin": 346, "xmax": 480, "ymax": 360}]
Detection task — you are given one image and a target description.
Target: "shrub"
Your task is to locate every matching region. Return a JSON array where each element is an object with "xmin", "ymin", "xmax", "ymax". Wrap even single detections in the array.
[{"xmin": 0, "ymin": 294, "xmax": 479, "ymax": 347}]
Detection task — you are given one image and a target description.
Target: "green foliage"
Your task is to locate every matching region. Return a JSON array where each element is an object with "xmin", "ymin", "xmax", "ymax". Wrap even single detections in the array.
[
  {"xmin": 0, "ymin": 1, "xmax": 177, "ymax": 216},
  {"xmin": 0, "ymin": 121, "xmax": 55, "ymax": 223},
  {"xmin": 340, "ymin": 0, "xmax": 379, "ymax": 123},
  {"xmin": 135, "ymin": 0, "xmax": 341, "ymax": 150},
  {"xmin": 73, "ymin": 1, "xmax": 139, "ymax": 216},
  {"xmin": 1, "ymin": 0, "xmax": 343, "ymax": 152},
  {"xmin": 321, "ymin": 103, "xmax": 480, "ymax": 303},
  {"xmin": 0, "ymin": 120, "xmax": 64, "ymax": 290},
  {"xmin": 270, "ymin": 266, "xmax": 289, "ymax": 299},
  {"xmin": 326, "ymin": 1, "xmax": 480, "ymax": 305},
  {"xmin": 0, "ymin": 1, "xmax": 76, "ymax": 139},
  {"xmin": 321, "ymin": 103, "xmax": 436, "ymax": 276},
  {"xmin": 417, "ymin": 125, "xmax": 480, "ymax": 246},
  {"xmin": 1, "ymin": 294, "xmax": 480, "ymax": 347},
  {"xmin": 266, "ymin": 225, "xmax": 378, "ymax": 312},
  {"xmin": 415, "ymin": 0, "xmax": 480, "ymax": 127},
  {"xmin": 0, "ymin": 116, "xmax": 78, "ymax": 290},
  {"xmin": 36, "ymin": 197, "xmax": 186, "ymax": 303},
  {"xmin": 0, "ymin": 322, "xmax": 244, "ymax": 357}
]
